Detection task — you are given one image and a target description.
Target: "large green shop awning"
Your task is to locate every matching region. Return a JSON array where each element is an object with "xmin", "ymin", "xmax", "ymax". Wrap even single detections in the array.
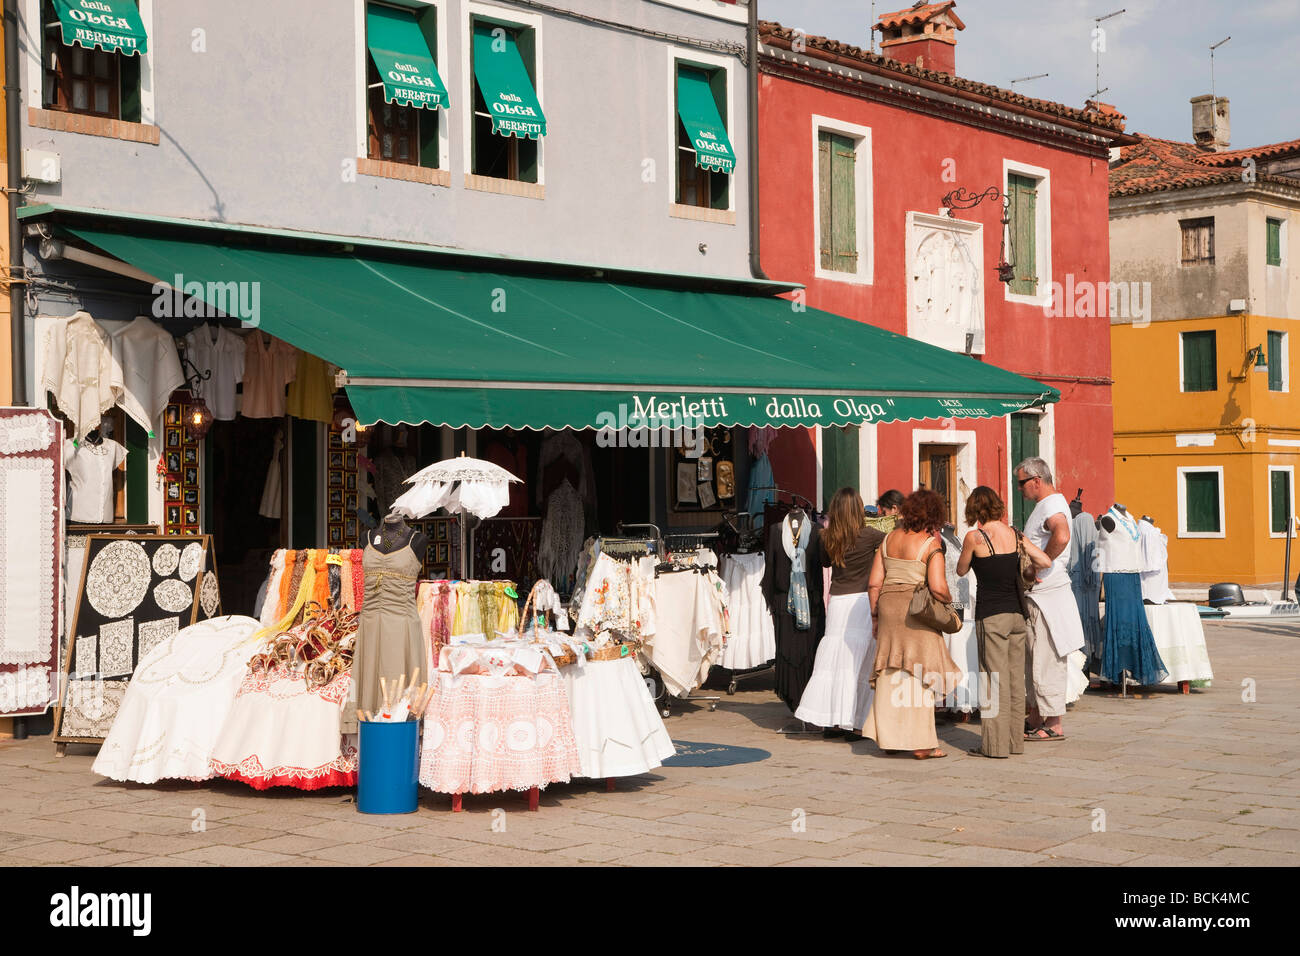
[
  {"xmin": 51, "ymin": 0, "xmax": 148, "ymax": 55},
  {"xmin": 367, "ymin": 4, "xmax": 449, "ymax": 110},
  {"xmin": 63, "ymin": 223, "xmax": 1056, "ymax": 430},
  {"xmin": 472, "ymin": 21, "xmax": 546, "ymax": 138},
  {"xmin": 676, "ymin": 67, "xmax": 735, "ymax": 175}
]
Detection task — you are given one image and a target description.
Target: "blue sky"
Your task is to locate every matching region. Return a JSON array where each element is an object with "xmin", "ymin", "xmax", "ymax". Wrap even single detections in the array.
[{"xmin": 757, "ymin": 0, "xmax": 1300, "ymax": 147}]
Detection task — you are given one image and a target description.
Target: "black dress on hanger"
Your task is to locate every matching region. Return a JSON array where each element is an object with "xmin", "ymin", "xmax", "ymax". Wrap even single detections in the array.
[{"xmin": 761, "ymin": 511, "xmax": 826, "ymax": 713}]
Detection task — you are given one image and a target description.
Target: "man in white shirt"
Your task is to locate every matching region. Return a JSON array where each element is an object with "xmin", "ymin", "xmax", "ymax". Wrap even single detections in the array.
[{"xmin": 1016, "ymin": 457, "xmax": 1086, "ymax": 741}]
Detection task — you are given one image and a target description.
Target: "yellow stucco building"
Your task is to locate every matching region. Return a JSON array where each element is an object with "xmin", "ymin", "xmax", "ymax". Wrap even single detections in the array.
[{"xmin": 1110, "ymin": 104, "xmax": 1300, "ymax": 589}]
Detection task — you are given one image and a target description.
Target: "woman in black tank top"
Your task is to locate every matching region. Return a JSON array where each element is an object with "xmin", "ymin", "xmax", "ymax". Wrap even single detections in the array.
[{"xmin": 954, "ymin": 487, "xmax": 1051, "ymax": 758}]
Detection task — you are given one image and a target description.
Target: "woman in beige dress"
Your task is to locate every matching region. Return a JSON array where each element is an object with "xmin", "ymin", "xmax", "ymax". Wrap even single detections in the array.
[{"xmin": 863, "ymin": 489, "xmax": 962, "ymax": 759}]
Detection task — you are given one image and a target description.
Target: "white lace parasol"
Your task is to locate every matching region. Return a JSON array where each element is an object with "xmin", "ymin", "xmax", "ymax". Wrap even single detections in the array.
[{"xmin": 391, "ymin": 454, "xmax": 520, "ymax": 521}]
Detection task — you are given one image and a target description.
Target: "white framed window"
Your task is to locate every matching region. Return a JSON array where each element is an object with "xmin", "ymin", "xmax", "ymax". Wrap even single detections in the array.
[
  {"xmin": 811, "ymin": 115, "xmax": 873, "ymax": 285},
  {"xmin": 1177, "ymin": 465, "xmax": 1226, "ymax": 539},
  {"xmin": 1002, "ymin": 158, "xmax": 1052, "ymax": 308},
  {"xmin": 24, "ymin": 0, "xmax": 156, "ymax": 125},
  {"xmin": 906, "ymin": 211, "xmax": 983, "ymax": 353},
  {"xmin": 1269, "ymin": 466, "xmax": 1295, "ymax": 538},
  {"xmin": 353, "ymin": 0, "xmax": 451, "ymax": 173},
  {"xmin": 461, "ymin": 1, "xmax": 545, "ymax": 186},
  {"xmin": 666, "ymin": 44, "xmax": 736, "ymax": 216}
]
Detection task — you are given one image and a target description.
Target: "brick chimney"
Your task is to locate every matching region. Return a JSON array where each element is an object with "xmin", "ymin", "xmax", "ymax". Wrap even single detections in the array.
[
  {"xmin": 875, "ymin": 1, "xmax": 965, "ymax": 75},
  {"xmin": 1191, "ymin": 95, "xmax": 1230, "ymax": 151}
]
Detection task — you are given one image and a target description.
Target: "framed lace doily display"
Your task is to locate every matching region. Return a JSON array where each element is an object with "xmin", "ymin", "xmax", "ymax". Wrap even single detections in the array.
[{"xmin": 54, "ymin": 533, "xmax": 219, "ymax": 746}]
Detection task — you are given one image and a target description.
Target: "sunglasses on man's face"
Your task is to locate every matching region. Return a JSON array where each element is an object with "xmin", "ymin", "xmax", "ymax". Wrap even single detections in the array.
[{"xmin": 1017, "ymin": 475, "xmax": 1036, "ymax": 488}]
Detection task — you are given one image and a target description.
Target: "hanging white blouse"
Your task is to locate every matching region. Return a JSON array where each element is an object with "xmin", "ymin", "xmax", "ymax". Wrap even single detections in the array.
[
  {"xmin": 109, "ymin": 315, "xmax": 185, "ymax": 436},
  {"xmin": 183, "ymin": 323, "xmax": 245, "ymax": 421},
  {"xmin": 41, "ymin": 312, "xmax": 120, "ymax": 442},
  {"xmin": 65, "ymin": 438, "xmax": 127, "ymax": 524}
]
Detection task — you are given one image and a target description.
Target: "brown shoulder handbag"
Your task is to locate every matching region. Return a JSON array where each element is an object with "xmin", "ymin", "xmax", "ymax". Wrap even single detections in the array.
[{"xmin": 906, "ymin": 543, "xmax": 962, "ymax": 634}]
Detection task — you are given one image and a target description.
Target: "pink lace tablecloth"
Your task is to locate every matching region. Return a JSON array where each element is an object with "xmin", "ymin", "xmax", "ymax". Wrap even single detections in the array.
[{"xmin": 419, "ymin": 671, "xmax": 582, "ymax": 794}]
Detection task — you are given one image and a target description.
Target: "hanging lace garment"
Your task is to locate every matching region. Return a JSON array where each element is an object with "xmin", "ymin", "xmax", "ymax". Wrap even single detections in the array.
[
  {"xmin": 782, "ymin": 514, "xmax": 811, "ymax": 630},
  {"xmin": 538, "ymin": 478, "xmax": 584, "ymax": 589}
]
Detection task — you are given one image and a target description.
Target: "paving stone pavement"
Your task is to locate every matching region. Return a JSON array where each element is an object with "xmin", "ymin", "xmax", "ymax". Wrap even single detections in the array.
[{"xmin": 1, "ymin": 621, "xmax": 1295, "ymax": 867}]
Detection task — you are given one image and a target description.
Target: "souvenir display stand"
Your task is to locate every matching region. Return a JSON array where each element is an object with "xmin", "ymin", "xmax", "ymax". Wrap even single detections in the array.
[{"xmin": 55, "ymin": 533, "xmax": 219, "ymax": 751}]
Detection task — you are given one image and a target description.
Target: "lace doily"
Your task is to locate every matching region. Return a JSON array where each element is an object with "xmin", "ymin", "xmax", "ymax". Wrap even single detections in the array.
[
  {"xmin": 86, "ymin": 540, "xmax": 151, "ymax": 619},
  {"xmin": 137, "ymin": 617, "xmax": 179, "ymax": 660},
  {"xmin": 154, "ymin": 579, "xmax": 194, "ymax": 614},
  {"xmin": 98, "ymin": 618, "xmax": 135, "ymax": 677},
  {"xmin": 200, "ymin": 574, "xmax": 220, "ymax": 618},
  {"xmin": 0, "ymin": 666, "xmax": 52, "ymax": 714},
  {"xmin": 0, "ymin": 414, "xmax": 53, "ymax": 455},
  {"xmin": 60, "ymin": 679, "xmax": 127, "ymax": 738},
  {"xmin": 179, "ymin": 542, "xmax": 204, "ymax": 583},
  {"xmin": 152, "ymin": 543, "xmax": 180, "ymax": 576}
]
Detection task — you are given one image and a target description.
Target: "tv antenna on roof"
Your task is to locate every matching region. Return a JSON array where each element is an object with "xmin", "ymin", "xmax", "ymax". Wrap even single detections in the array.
[
  {"xmin": 1011, "ymin": 73, "xmax": 1050, "ymax": 87},
  {"xmin": 1209, "ymin": 36, "xmax": 1230, "ymax": 106},
  {"xmin": 1091, "ymin": 8, "xmax": 1125, "ymax": 100}
]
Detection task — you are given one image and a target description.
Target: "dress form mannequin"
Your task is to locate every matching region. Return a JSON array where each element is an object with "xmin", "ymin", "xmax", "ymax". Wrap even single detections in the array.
[
  {"xmin": 348, "ymin": 511, "xmax": 427, "ymax": 733},
  {"xmin": 370, "ymin": 511, "xmax": 428, "ymax": 558},
  {"xmin": 1095, "ymin": 502, "xmax": 1166, "ymax": 687}
]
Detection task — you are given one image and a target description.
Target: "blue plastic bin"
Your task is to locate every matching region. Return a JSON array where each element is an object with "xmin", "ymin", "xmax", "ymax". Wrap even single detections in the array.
[{"xmin": 357, "ymin": 719, "xmax": 419, "ymax": 814}]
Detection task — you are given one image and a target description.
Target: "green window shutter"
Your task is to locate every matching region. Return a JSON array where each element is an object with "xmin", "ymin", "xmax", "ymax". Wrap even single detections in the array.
[
  {"xmin": 822, "ymin": 425, "xmax": 860, "ymax": 503},
  {"xmin": 1271, "ymin": 470, "xmax": 1292, "ymax": 534},
  {"xmin": 1266, "ymin": 218, "xmax": 1282, "ymax": 267},
  {"xmin": 818, "ymin": 132, "xmax": 832, "ymax": 271},
  {"xmin": 1268, "ymin": 330, "xmax": 1284, "ymax": 392},
  {"xmin": 1008, "ymin": 173, "xmax": 1037, "ymax": 295},
  {"xmin": 830, "ymin": 133, "xmax": 857, "ymax": 273},
  {"xmin": 1184, "ymin": 472, "xmax": 1221, "ymax": 533},
  {"xmin": 1182, "ymin": 331, "xmax": 1217, "ymax": 392},
  {"xmin": 1010, "ymin": 412, "xmax": 1040, "ymax": 529}
]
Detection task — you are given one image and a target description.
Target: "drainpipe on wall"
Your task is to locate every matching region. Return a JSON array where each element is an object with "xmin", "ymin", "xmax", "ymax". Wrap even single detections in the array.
[
  {"xmin": 747, "ymin": 0, "xmax": 767, "ymax": 281},
  {"xmin": 4, "ymin": 0, "xmax": 26, "ymax": 405}
]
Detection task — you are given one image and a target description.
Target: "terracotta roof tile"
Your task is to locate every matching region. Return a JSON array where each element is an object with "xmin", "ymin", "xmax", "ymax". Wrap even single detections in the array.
[
  {"xmin": 875, "ymin": 2, "xmax": 965, "ymax": 31},
  {"xmin": 1195, "ymin": 138, "xmax": 1300, "ymax": 167},
  {"xmin": 1110, "ymin": 135, "xmax": 1300, "ymax": 197},
  {"xmin": 758, "ymin": 19, "xmax": 1128, "ymax": 135}
]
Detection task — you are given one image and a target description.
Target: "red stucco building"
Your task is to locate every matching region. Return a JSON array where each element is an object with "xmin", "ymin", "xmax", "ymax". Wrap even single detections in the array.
[{"xmin": 756, "ymin": 6, "xmax": 1132, "ymax": 529}]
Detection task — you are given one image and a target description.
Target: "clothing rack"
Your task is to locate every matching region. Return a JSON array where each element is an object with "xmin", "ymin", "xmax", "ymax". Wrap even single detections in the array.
[
  {"xmin": 748, "ymin": 486, "xmax": 816, "ymax": 511},
  {"xmin": 614, "ymin": 522, "xmax": 663, "ymax": 556}
]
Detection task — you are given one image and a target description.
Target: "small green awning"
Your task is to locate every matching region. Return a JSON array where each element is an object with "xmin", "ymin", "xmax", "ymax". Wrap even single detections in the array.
[
  {"xmin": 472, "ymin": 21, "xmax": 546, "ymax": 139},
  {"xmin": 64, "ymin": 222, "xmax": 1057, "ymax": 430},
  {"xmin": 51, "ymin": 0, "xmax": 147, "ymax": 55},
  {"xmin": 677, "ymin": 67, "xmax": 735, "ymax": 176},
  {"xmin": 367, "ymin": 4, "xmax": 449, "ymax": 111}
]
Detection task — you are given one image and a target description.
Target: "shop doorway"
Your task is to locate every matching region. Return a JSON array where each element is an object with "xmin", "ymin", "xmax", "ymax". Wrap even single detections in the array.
[
  {"xmin": 918, "ymin": 443, "xmax": 960, "ymax": 527},
  {"xmin": 205, "ymin": 416, "xmax": 285, "ymax": 615}
]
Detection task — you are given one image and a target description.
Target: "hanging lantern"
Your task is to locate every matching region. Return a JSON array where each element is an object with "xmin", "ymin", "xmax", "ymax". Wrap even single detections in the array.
[
  {"xmin": 996, "ymin": 195, "xmax": 1016, "ymax": 284},
  {"xmin": 186, "ymin": 397, "xmax": 215, "ymax": 440}
]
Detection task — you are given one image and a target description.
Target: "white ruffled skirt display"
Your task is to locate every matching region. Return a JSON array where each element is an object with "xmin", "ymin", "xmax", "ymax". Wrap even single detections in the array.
[
  {"xmin": 721, "ymin": 552, "xmax": 776, "ymax": 670},
  {"xmin": 563, "ymin": 656, "xmax": 676, "ymax": 778},
  {"xmin": 209, "ymin": 667, "xmax": 357, "ymax": 790},
  {"xmin": 794, "ymin": 592, "xmax": 875, "ymax": 730},
  {"xmin": 93, "ymin": 615, "xmax": 262, "ymax": 784}
]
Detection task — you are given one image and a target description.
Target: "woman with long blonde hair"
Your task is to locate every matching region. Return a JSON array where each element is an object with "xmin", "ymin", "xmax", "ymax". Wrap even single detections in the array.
[{"xmin": 794, "ymin": 488, "xmax": 885, "ymax": 737}]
